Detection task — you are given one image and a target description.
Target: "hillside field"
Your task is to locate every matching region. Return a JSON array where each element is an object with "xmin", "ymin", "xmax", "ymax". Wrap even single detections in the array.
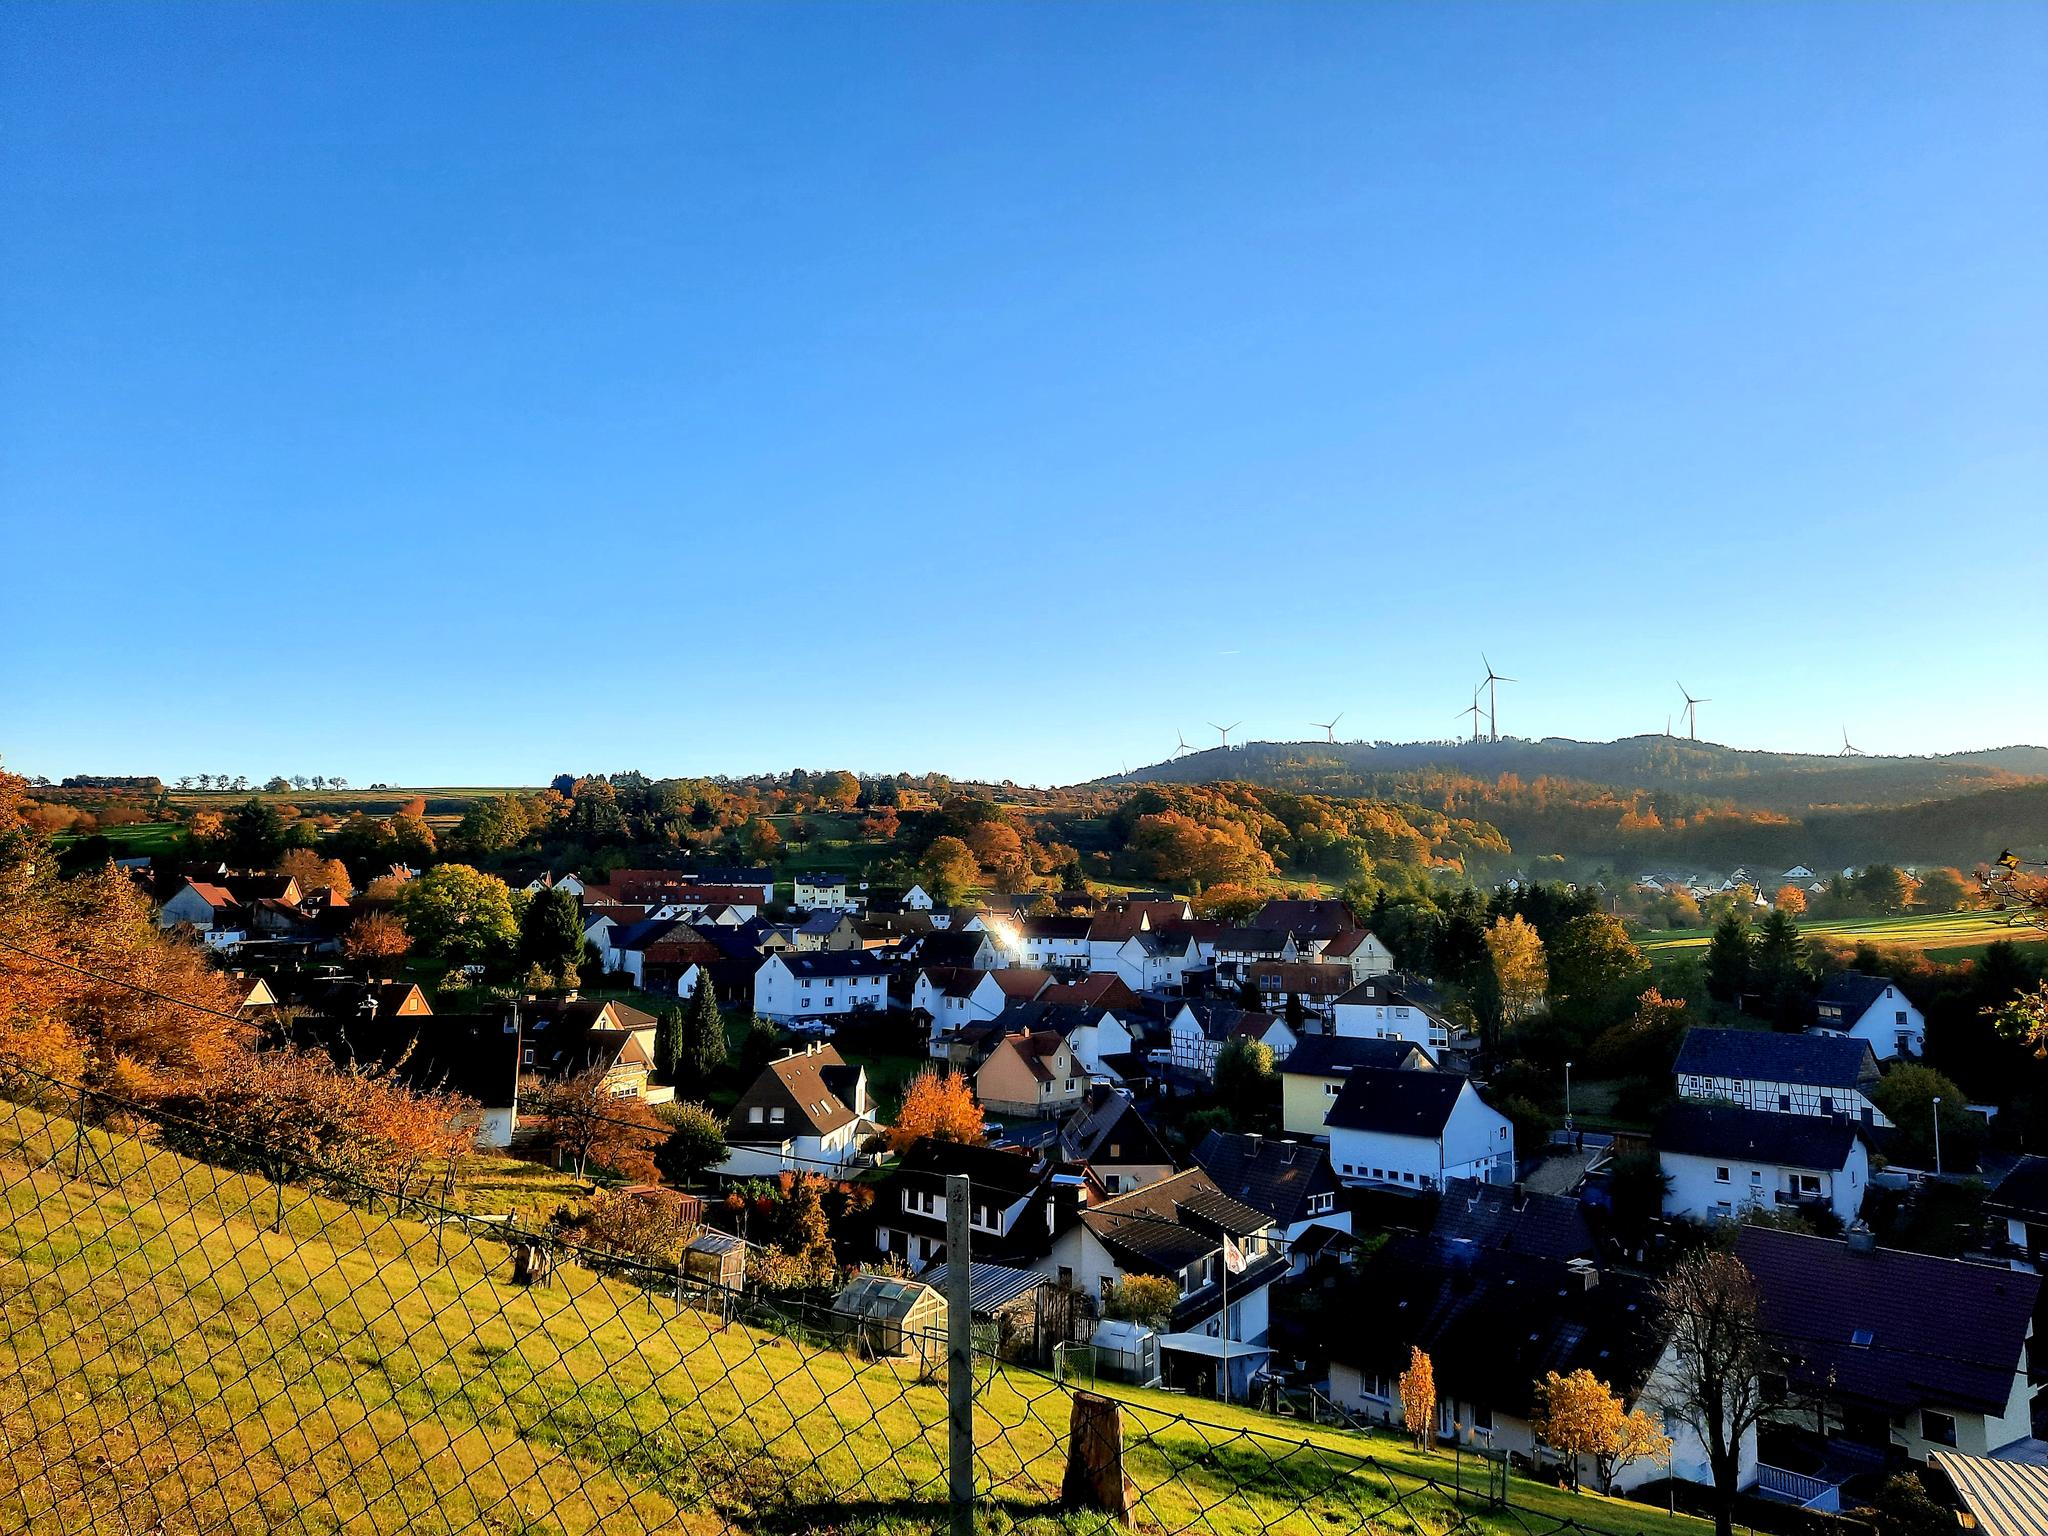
[
  {"xmin": 0, "ymin": 1098, "xmax": 1703, "ymax": 1536},
  {"xmin": 1637, "ymin": 909, "xmax": 2048, "ymax": 965}
]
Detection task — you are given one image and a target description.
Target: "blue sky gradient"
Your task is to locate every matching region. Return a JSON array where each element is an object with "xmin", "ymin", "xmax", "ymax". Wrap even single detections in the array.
[{"xmin": 3, "ymin": 3, "xmax": 2043, "ymax": 785}]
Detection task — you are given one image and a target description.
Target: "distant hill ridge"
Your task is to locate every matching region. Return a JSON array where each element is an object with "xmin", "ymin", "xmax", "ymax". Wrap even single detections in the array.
[{"xmin": 1090, "ymin": 735, "xmax": 2048, "ymax": 815}]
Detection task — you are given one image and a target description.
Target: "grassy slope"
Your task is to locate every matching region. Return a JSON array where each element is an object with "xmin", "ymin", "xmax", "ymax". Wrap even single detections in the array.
[
  {"xmin": 0, "ymin": 1103, "xmax": 1703, "ymax": 1536},
  {"xmin": 1637, "ymin": 909, "xmax": 2048, "ymax": 964}
]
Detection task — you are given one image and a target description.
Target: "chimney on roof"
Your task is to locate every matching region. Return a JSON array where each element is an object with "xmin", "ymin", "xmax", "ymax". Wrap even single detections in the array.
[
  {"xmin": 1512, "ymin": 1181, "xmax": 1527, "ymax": 1210},
  {"xmin": 1845, "ymin": 1222, "xmax": 1877, "ymax": 1255},
  {"xmin": 1565, "ymin": 1257, "xmax": 1599, "ymax": 1292}
]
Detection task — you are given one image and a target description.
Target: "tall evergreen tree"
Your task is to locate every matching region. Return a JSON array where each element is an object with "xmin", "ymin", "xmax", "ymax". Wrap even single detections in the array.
[
  {"xmin": 683, "ymin": 981, "xmax": 728, "ymax": 1079},
  {"xmin": 1751, "ymin": 909, "xmax": 1810, "ymax": 1025},
  {"xmin": 652, "ymin": 1004, "xmax": 685, "ymax": 1080},
  {"xmin": 1705, "ymin": 914, "xmax": 1754, "ymax": 1006},
  {"xmin": 519, "ymin": 886, "xmax": 586, "ymax": 975}
]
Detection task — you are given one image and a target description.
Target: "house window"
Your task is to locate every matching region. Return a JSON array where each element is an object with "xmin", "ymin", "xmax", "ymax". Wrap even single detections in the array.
[
  {"xmin": 1714, "ymin": 1166, "xmax": 1731, "ymax": 1184},
  {"xmin": 1922, "ymin": 1410, "xmax": 1958, "ymax": 1447},
  {"xmin": 1795, "ymin": 1174, "xmax": 1822, "ymax": 1195},
  {"xmin": 522, "ymin": 1047, "xmax": 535, "ymax": 1065},
  {"xmin": 1471, "ymin": 1403, "xmax": 1493, "ymax": 1432},
  {"xmin": 1778, "ymin": 1094, "xmax": 1791, "ymax": 1112},
  {"xmin": 1749, "ymin": 1170, "xmax": 1763, "ymax": 1188},
  {"xmin": 1821, "ymin": 1097, "xmax": 1835, "ymax": 1116},
  {"xmin": 749, "ymin": 1107, "xmax": 765, "ymax": 1124},
  {"xmin": 770, "ymin": 1107, "xmax": 785, "ymax": 1124},
  {"xmin": 1307, "ymin": 1192, "xmax": 1333, "ymax": 1215}
]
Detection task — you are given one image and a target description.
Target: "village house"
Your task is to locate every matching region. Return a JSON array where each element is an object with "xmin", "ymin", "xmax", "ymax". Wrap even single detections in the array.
[
  {"xmin": 1249, "ymin": 898, "xmax": 1358, "ymax": 956},
  {"xmin": 1210, "ymin": 929, "xmax": 1298, "ymax": 987},
  {"xmin": 1165, "ymin": 1001, "xmax": 1295, "ymax": 1078},
  {"xmin": 912, "ymin": 928, "xmax": 1002, "ymax": 972},
  {"xmin": 1040, "ymin": 1167, "xmax": 1284, "ymax": 1400},
  {"xmin": 1103, "ymin": 928, "xmax": 1203, "ymax": 995},
  {"xmin": 1987, "ymin": 1155, "xmax": 2048, "ymax": 1270},
  {"xmin": 720, "ymin": 1043, "xmax": 875, "ymax": 1177},
  {"xmin": 872, "ymin": 1139, "xmax": 1071, "ymax": 1271},
  {"xmin": 1673, "ymin": 1028, "xmax": 1892, "ymax": 1128},
  {"xmin": 1278, "ymin": 1034, "xmax": 1435, "ymax": 1138},
  {"xmin": 1331, "ymin": 1235, "xmax": 1680, "ymax": 1493},
  {"xmin": 159, "ymin": 878, "xmax": 244, "ymax": 937},
  {"xmin": 1812, "ymin": 970, "xmax": 1925, "ymax": 1060},
  {"xmin": 975, "ymin": 1029, "xmax": 1087, "ymax": 1119},
  {"xmin": 1084, "ymin": 901, "xmax": 1194, "ymax": 974},
  {"xmin": 913, "ymin": 965, "xmax": 1013, "ymax": 1052},
  {"xmin": 1319, "ymin": 928, "xmax": 1395, "ymax": 985},
  {"xmin": 753, "ymin": 949, "xmax": 892, "ymax": 1024},
  {"xmin": 1331, "ymin": 973, "xmax": 1454, "ymax": 1052},
  {"xmin": 1057, "ymin": 1085, "xmax": 1176, "ymax": 1194},
  {"xmin": 1430, "ymin": 1176, "xmax": 1596, "ymax": 1263},
  {"xmin": 1655, "ymin": 1102, "xmax": 1869, "ymax": 1225},
  {"xmin": 1013, "ymin": 914, "xmax": 1093, "ymax": 973},
  {"xmin": 792, "ymin": 872, "xmax": 859, "ymax": 912},
  {"xmin": 1737, "ymin": 1225, "xmax": 2041, "ymax": 1476},
  {"xmin": 1246, "ymin": 961, "xmax": 1351, "ymax": 1024},
  {"xmin": 1193, "ymin": 1130, "xmax": 1348, "ymax": 1248},
  {"xmin": 513, "ymin": 997, "xmax": 664, "ymax": 1103},
  {"xmin": 1322, "ymin": 1068, "xmax": 1513, "ymax": 1191},
  {"xmin": 987, "ymin": 999, "xmax": 1133, "ymax": 1079},
  {"xmin": 792, "ymin": 910, "xmax": 863, "ymax": 952}
]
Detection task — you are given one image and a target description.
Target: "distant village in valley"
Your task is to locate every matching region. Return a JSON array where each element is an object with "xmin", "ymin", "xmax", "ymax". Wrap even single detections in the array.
[{"xmin": 8, "ymin": 748, "xmax": 2048, "ymax": 1533}]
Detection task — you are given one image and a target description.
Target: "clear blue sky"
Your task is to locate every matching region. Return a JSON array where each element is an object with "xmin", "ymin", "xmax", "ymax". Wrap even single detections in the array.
[{"xmin": 4, "ymin": 3, "xmax": 2043, "ymax": 787}]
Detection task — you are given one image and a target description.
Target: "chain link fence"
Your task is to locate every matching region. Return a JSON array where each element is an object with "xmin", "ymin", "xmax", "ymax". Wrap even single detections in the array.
[{"xmin": 0, "ymin": 1064, "xmax": 1685, "ymax": 1536}]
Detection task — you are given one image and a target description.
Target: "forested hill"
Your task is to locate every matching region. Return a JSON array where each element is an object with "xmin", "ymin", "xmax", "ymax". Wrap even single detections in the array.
[
  {"xmin": 1093, "ymin": 736, "xmax": 2048, "ymax": 815},
  {"xmin": 1086, "ymin": 737, "xmax": 2048, "ymax": 869}
]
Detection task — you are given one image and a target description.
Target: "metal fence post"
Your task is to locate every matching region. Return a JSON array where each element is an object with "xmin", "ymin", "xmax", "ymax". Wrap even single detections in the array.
[{"xmin": 946, "ymin": 1172, "xmax": 973, "ymax": 1536}]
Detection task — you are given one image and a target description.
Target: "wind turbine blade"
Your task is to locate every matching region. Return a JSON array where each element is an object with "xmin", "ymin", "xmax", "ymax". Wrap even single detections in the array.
[{"xmin": 1331, "ymin": 713, "xmax": 1343, "ymax": 728}]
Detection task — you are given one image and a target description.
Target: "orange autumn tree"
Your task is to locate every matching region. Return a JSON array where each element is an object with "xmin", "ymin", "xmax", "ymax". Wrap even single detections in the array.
[
  {"xmin": 343, "ymin": 910, "xmax": 411, "ymax": 975},
  {"xmin": 889, "ymin": 1069, "xmax": 984, "ymax": 1151},
  {"xmin": 1398, "ymin": 1346, "xmax": 1436, "ymax": 1449},
  {"xmin": 1532, "ymin": 1368, "xmax": 1671, "ymax": 1493},
  {"xmin": 1772, "ymin": 885, "xmax": 1808, "ymax": 916}
]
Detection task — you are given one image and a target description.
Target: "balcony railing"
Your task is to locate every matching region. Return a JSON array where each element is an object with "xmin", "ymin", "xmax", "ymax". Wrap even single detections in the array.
[{"xmin": 1756, "ymin": 1463, "xmax": 1836, "ymax": 1508}]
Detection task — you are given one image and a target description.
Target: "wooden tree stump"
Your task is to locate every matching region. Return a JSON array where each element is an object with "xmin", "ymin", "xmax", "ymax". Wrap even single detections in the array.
[{"xmin": 1063, "ymin": 1390, "xmax": 1134, "ymax": 1525}]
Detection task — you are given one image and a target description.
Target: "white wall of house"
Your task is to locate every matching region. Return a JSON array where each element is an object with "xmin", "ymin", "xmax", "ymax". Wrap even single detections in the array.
[
  {"xmin": 160, "ymin": 885, "xmax": 225, "ymax": 930},
  {"xmin": 1328, "ymin": 1089, "xmax": 1513, "ymax": 1191},
  {"xmin": 1634, "ymin": 1344, "xmax": 1762, "ymax": 1493},
  {"xmin": 718, "ymin": 1120, "xmax": 862, "ymax": 1178},
  {"xmin": 1066, "ymin": 1011, "xmax": 1133, "ymax": 1076},
  {"xmin": 1331, "ymin": 998, "xmax": 1448, "ymax": 1052},
  {"xmin": 1661, "ymin": 1143, "xmax": 1868, "ymax": 1226},
  {"xmin": 753, "ymin": 955, "xmax": 891, "ymax": 1022},
  {"xmin": 1816, "ymin": 986, "xmax": 1926, "ymax": 1061}
]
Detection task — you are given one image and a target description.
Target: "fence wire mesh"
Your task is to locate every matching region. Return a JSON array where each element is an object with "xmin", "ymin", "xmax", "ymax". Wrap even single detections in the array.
[{"xmin": 0, "ymin": 1065, "xmax": 1682, "ymax": 1536}]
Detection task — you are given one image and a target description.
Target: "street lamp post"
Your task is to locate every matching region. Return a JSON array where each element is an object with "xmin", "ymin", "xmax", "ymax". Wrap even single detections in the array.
[
  {"xmin": 1564, "ymin": 1061, "xmax": 1574, "ymax": 1133},
  {"xmin": 1932, "ymin": 1095, "xmax": 1943, "ymax": 1176}
]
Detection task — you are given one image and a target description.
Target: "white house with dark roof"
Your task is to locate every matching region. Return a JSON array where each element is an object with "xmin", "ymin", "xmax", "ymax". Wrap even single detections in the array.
[
  {"xmin": 720, "ymin": 1043, "xmax": 875, "ymax": 1177},
  {"xmin": 1166, "ymin": 1001, "xmax": 1296, "ymax": 1078},
  {"xmin": 1331, "ymin": 973, "xmax": 1453, "ymax": 1052},
  {"xmin": 1039, "ymin": 1167, "xmax": 1284, "ymax": 1399},
  {"xmin": 1734, "ymin": 1225, "xmax": 2041, "ymax": 1468},
  {"xmin": 753, "ymin": 949, "xmax": 893, "ymax": 1023},
  {"xmin": 791, "ymin": 872, "xmax": 858, "ymax": 912},
  {"xmin": 1656, "ymin": 1102, "xmax": 1869, "ymax": 1225},
  {"xmin": 1812, "ymin": 971, "xmax": 1924, "ymax": 1060},
  {"xmin": 1058, "ymin": 1085, "xmax": 1176, "ymax": 1194},
  {"xmin": 1279, "ymin": 1034, "xmax": 1434, "ymax": 1138},
  {"xmin": 1323, "ymin": 1068, "xmax": 1513, "ymax": 1191},
  {"xmin": 1673, "ymin": 1027, "xmax": 1892, "ymax": 1128},
  {"xmin": 1193, "ymin": 1130, "xmax": 1348, "ymax": 1248}
]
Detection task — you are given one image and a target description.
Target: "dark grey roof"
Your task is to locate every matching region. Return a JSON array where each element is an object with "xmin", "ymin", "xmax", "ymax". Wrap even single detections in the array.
[
  {"xmin": 1814, "ymin": 971, "xmax": 1899, "ymax": 1025},
  {"xmin": 1081, "ymin": 1168, "xmax": 1271, "ymax": 1272},
  {"xmin": 1192, "ymin": 1131, "xmax": 1335, "ymax": 1228},
  {"xmin": 1736, "ymin": 1226, "xmax": 2040, "ymax": 1417},
  {"xmin": 1431, "ymin": 1177, "xmax": 1594, "ymax": 1263},
  {"xmin": 1656, "ymin": 1102, "xmax": 1859, "ymax": 1169},
  {"xmin": 1334, "ymin": 1237, "xmax": 1661, "ymax": 1417},
  {"xmin": 1020, "ymin": 915, "xmax": 1092, "ymax": 940},
  {"xmin": 1173, "ymin": 1000, "xmax": 1280, "ymax": 1045},
  {"xmin": 1335, "ymin": 973, "xmax": 1445, "ymax": 1013},
  {"xmin": 891, "ymin": 1138, "xmax": 1049, "ymax": 1200},
  {"xmin": 1280, "ymin": 1035, "xmax": 1434, "ymax": 1076},
  {"xmin": 1058, "ymin": 1087, "xmax": 1173, "ymax": 1168},
  {"xmin": 1323, "ymin": 1067, "xmax": 1469, "ymax": 1138},
  {"xmin": 919, "ymin": 1262, "xmax": 1046, "ymax": 1314},
  {"xmin": 1988, "ymin": 1154, "xmax": 2048, "ymax": 1223},
  {"xmin": 1673, "ymin": 1027, "xmax": 1876, "ymax": 1089}
]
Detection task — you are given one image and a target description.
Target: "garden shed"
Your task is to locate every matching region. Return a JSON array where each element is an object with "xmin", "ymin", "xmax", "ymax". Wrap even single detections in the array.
[
  {"xmin": 831, "ymin": 1274, "xmax": 947, "ymax": 1369},
  {"xmin": 683, "ymin": 1230, "xmax": 747, "ymax": 1291}
]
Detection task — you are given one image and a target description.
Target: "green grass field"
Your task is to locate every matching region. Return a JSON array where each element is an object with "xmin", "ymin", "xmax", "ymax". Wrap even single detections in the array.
[
  {"xmin": 1637, "ymin": 909, "xmax": 2047, "ymax": 965},
  {"xmin": 0, "ymin": 1099, "xmax": 1701, "ymax": 1536}
]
